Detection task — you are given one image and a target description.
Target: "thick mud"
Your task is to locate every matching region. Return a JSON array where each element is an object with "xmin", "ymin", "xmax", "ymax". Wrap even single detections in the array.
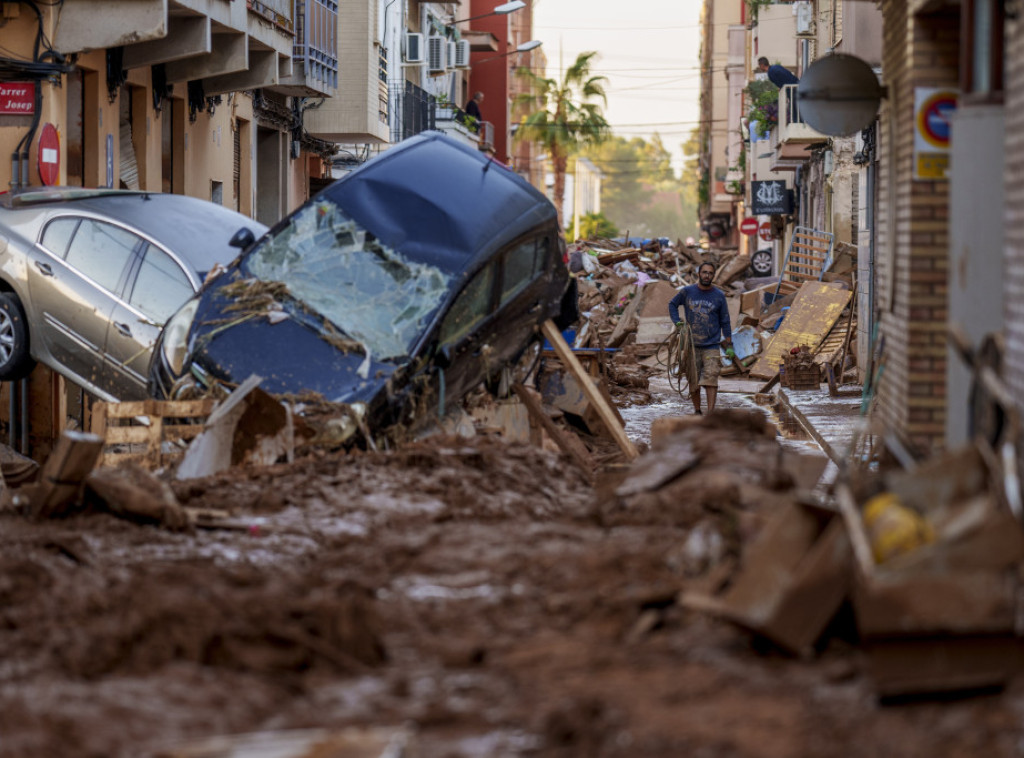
[{"xmin": 0, "ymin": 410, "xmax": 1021, "ymax": 756}]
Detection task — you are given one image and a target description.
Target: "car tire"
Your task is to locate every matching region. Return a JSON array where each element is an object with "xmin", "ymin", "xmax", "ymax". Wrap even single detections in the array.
[
  {"xmin": 0, "ymin": 292, "xmax": 36, "ymax": 381},
  {"xmin": 750, "ymin": 249, "xmax": 773, "ymax": 277}
]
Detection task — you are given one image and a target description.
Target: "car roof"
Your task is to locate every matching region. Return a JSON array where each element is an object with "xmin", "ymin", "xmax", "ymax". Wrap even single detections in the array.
[
  {"xmin": 312, "ymin": 132, "xmax": 558, "ymax": 275},
  {"xmin": 1, "ymin": 189, "xmax": 267, "ymax": 273}
]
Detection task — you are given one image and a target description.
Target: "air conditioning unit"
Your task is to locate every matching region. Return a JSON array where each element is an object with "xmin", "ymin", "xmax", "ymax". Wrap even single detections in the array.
[
  {"xmin": 454, "ymin": 39, "xmax": 471, "ymax": 68},
  {"xmin": 405, "ymin": 32, "xmax": 424, "ymax": 63},
  {"xmin": 794, "ymin": 1, "xmax": 814, "ymax": 36},
  {"xmin": 428, "ymin": 35, "xmax": 447, "ymax": 72}
]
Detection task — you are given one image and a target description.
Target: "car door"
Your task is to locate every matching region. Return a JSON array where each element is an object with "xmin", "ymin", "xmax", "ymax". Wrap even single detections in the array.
[
  {"xmin": 26, "ymin": 216, "xmax": 139, "ymax": 394},
  {"xmin": 435, "ymin": 262, "xmax": 498, "ymax": 406},
  {"xmin": 105, "ymin": 243, "xmax": 196, "ymax": 400},
  {"xmin": 488, "ymin": 235, "xmax": 552, "ymax": 366}
]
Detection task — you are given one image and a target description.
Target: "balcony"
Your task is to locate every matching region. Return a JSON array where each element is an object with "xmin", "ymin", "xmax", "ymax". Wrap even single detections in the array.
[
  {"xmin": 55, "ymin": 1, "xmax": 295, "ymax": 95},
  {"xmin": 303, "ymin": 0, "xmax": 389, "ymax": 143},
  {"xmin": 769, "ymin": 84, "xmax": 828, "ymax": 170},
  {"xmin": 275, "ymin": 0, "xmax": 339, "ymax": 97},
  {"xmin": 434, "ymin": 103, "xmax": 492, "ymax": 151}
]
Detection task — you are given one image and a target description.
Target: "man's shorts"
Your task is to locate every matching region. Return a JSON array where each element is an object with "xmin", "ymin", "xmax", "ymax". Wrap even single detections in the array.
[{"xmin": 694, "ymin": 345, "xmax": 722, "ymax": 387}]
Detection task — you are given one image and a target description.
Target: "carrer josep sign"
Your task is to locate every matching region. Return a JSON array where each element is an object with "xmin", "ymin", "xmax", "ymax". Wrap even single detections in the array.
[
  {"xmin": 0, "ymin": 83, "xmax": 35, "ymax": 115},
  {"xmin": 750, "ymin": 180, "xmax": 793, "ymax": 216}
]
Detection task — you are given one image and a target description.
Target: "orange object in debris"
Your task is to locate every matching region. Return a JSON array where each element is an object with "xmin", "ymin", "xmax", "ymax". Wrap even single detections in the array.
[{"xmin": 862, "ymin": 492, "xmax": 934, "ymax": 563}]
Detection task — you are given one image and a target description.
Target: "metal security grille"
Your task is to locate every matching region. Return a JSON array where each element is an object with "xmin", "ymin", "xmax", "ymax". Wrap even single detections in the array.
[
  {"xmin": 233, "ymin": 121, "xmax": 241, "ymax": 212},
  {"xmin": 392, "ymin": 80, "xmax": 435, "ymax": 143},
  {"xmin": 293, "ymin": 0, "xmax": 339, "ymax": 90}
]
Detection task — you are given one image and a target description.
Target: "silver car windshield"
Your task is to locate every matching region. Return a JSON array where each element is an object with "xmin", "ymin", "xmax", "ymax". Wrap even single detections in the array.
[{"xmin": 244, "ymin": 198, "xmax": 451, "ymax": 359}]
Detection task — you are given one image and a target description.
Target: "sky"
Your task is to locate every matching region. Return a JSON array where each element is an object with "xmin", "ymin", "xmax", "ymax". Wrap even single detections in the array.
[{"xmin": 531, "ymin": 0, "xmax": 704, "ymax": 176}]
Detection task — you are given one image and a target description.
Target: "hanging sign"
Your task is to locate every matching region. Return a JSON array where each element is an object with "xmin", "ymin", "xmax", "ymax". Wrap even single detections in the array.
[
  {"xmin": 750, "ymin": 180, "xmax": 793, "ymax": 215},
  {"xmin": 0, "ymin": 82, "xmax": 34, "ymax": 115}
]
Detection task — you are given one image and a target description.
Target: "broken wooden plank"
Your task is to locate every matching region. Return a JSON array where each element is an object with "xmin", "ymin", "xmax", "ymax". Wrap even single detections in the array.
[
  {"xmin": 85, "ymin": 466, "xmax": 190, "ymax": 530},
  {"xmin": 31, "ymin": 430, "xmax": 105, "ymax": 518},
  {"xmin": 750, "ymin": 282, "xmax": 852, "ymax": 379},
  {"xmin": 541, "ymin": 320, "xmax": 639, "ymax": 460},
  {"xmin": 91, "ymin": 398, "xmax": 216, "ymax": 469},
  {"xmin": 512, "ymin": 383, "xmax": 594, "ymax": 474}
]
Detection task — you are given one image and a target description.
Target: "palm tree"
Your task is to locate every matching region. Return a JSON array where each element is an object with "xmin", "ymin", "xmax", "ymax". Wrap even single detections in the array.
[{"xmin": 513, "ymin": 51, "xmax": 611, "ymax": 227}]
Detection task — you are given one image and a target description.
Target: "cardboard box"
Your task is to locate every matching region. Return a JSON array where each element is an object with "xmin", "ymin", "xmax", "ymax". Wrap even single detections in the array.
[
  {"xmin": 681, "ymin": 499, "xmax": 852, "ymax": 656},
  {"xmin": 837, "ymin": 443, "xmax": 1024, "ymax": 697}
]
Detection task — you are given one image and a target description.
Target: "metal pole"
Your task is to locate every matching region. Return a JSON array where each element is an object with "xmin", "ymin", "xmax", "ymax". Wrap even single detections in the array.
[
  {"xmin": 7, "ymin": 381, "xmax": 14, "ymax": 449},
  {"xmin": 20, "ymin": 377, "xmax": 28, "ymax": 454}
]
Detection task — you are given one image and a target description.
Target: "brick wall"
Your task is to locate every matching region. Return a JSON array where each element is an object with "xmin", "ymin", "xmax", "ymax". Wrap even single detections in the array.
[
  {"xmin": 874, "ymin": 3, "xmax": 958, "ymax": 454},
  {"xmin": 1005, "ymin": 18, "xmax": 1024, "ymax": 413}
]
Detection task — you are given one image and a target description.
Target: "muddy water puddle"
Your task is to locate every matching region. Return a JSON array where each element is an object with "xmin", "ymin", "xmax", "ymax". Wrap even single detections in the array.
[{"xmin": 623, "ymin": 376, "xmax": 819, "ymax": 453}]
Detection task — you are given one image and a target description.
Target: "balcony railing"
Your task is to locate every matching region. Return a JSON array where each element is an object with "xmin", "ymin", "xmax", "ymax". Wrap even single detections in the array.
[
  {"xmin": 392, "ymin": 81, "xmax": 436, "ymax": 143},
  {"xmin": 293, "ymin": 0, "xmax": 338, "ymax": 90},
  {"xmin": 777, "ymin": 84, "xmax": 827, "ymax": 144}
]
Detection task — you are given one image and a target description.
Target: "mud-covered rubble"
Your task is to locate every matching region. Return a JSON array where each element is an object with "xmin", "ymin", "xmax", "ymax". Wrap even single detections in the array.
[
  {"xmin": 566, "ymin": 236, "xmax": 859, "ymax": 396},
  {"xmin": 4, "ymin": 411, "xmax": 1024, "ymax": 757}
]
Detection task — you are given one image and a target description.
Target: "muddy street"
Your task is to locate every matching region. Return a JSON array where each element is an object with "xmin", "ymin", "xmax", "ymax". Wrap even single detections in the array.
[{"xmin": 1, "ymin": 378, "xmax": 1021, "ymax": 758}]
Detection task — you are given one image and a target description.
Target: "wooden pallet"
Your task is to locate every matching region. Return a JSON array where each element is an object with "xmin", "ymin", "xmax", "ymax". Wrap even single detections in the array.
[{"xmin": 89, "ymin": 399, "xmax": 216, "ymax": 469}]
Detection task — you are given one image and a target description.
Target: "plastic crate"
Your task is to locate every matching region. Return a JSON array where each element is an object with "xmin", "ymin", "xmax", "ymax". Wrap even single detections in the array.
[{"xmin": 780, "ymin": 363, "xmax": 820, "ymax": 390}]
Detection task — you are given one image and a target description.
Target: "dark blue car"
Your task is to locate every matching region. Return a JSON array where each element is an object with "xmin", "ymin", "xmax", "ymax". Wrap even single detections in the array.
[{"xmin": 149, "ymin": 132, "xmax": 570, "ymax": 438}]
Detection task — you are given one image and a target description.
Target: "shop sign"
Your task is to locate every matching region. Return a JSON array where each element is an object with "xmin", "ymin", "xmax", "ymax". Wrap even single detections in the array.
[{"xmin": 750, "ymin": 180, "xmax": 793, "ymax": 215}]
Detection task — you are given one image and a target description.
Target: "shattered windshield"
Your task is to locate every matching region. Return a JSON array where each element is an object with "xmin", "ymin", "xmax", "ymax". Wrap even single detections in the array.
[{"xmin": 243, "ymin": 198, "xmax": 451, "ymax": 359}]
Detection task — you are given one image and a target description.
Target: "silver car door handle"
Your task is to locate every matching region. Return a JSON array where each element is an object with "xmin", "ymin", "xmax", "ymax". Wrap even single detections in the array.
[
  {"xmin": 34, "ymin": 261, "xmax": 53, "ymax": 276},
  {"xmin": 114, "ymin": 322, "xmax": 132, "ymax": 337}
]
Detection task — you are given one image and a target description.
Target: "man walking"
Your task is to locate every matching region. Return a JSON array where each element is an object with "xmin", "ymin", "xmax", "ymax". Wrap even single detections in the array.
[
  {"xmin": 669, "ymin": 262, "xmax": 733, "ymax": 415},
  {"xmin": 757, "ymin": 56, "xmax": 799, "ymax": 88}
]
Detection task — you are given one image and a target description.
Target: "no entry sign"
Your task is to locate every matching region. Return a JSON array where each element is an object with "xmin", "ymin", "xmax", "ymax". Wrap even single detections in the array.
[
  {"xmin": 37, "ymin": 123, "xmax": 60, "ymax": 186},
  {"xmin": 740, "ymin": 217, "xmax": 759, "ymax": 236}
]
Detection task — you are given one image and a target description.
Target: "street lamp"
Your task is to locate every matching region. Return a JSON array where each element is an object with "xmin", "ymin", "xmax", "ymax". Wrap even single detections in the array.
[
  {"xmin": 474, "ymin": 39, "xmax": 543, "ymax": 64},
  {"xmin": 451, "ymin": 1, "xmax": 526, "ymax": 25}
]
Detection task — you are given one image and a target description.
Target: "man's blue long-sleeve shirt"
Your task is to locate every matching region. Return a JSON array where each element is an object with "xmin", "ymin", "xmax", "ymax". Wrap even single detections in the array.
[{"xmin": 669, "ymin": 284, "xmax": 732, "ymax": 349}]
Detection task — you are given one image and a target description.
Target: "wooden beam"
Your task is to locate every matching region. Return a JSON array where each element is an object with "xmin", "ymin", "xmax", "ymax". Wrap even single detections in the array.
[
  {"xmin": 541, "ymin": 320, "xmax": 639, "ymax": 460},
  {"xmin": 512, "ymin": 383, "xmax": 594, "ymax": 475}
]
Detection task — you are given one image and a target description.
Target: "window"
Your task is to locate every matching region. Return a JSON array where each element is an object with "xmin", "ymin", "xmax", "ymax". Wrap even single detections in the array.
[
  {"xmin": 962, "ymin": 0, "xmax": 1004, "ymax": 100},
  {"xmin": 439, "ymin": 266, "xmax": 495, "ymax": 346},
  {"xmin": 129, "ymin": 244, "xmax": 192, "ymax": 323},
  {"xmin": 40, "ymin": 218, "xmax": 79, "ymax": 258},
  {"xmin": 64, "ymin": 219, "xmax": 139, "ymax": 293},
  {"xmin": 501, "ymin": 239, "xmax": 538, "ymax": 303}
]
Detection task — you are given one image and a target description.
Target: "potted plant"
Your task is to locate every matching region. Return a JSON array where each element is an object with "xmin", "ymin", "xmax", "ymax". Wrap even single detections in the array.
[{"xmin": 746, "ymin": 79, "xmax": 779, "ymax": 139}]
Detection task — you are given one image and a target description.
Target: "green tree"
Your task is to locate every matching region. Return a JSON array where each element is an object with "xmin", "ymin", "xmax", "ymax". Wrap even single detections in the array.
[
  {"xmin": 569, "ymin": 211, "xmax": 618, "ymax": 240},
  {"xmin": 514, "ymin": 51, "xmax": 611, "ymax": 226}
]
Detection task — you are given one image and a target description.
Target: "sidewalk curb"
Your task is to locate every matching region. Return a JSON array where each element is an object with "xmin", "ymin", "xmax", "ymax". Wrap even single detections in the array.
[{"xmin": 775, "ymin": 388, "xmax": 839, "ymax": 465}]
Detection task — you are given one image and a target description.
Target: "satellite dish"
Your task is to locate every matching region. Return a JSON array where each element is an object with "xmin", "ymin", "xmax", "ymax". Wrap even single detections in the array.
[{"xmin": 797, "ymin": 54, "xmax": 884, "ymax": 137}]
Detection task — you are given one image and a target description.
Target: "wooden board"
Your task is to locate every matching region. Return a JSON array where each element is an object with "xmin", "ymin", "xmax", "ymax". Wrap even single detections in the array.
[
  {"xmin": 750, "ymin": 282, "xmax": 852, "ymax": 379},
  {"xmin": 90, "ymin": 399, "xmax": 216, "ymax": 469},
  {"xmin": 542, "ymin": 320, "xmax": 638, "ymax": 460}
]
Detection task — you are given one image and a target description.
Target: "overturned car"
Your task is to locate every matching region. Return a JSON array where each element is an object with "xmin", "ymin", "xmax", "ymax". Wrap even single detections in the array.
[{"xmin": 149, "ymin": 132, "xmax": 570, "ymax": 439}]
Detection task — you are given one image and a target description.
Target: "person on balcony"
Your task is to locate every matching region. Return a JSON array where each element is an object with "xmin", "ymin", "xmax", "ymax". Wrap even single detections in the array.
[
  {"xmin": 464, "ymin": 91, "xmax": 484, "ymax": 132},
  {"xmin": 757, "ymin": 57, "xmax": 799, "ymax": 88}
]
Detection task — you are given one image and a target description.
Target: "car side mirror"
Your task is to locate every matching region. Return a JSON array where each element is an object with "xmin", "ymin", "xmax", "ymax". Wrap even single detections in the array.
[
  {"xmin": 434, "ymin": 344, "xmax": 453, "ymax": 370},
  {"xmin": 229, "ymin": 227, "xmax": 256, "ymax": 249}
]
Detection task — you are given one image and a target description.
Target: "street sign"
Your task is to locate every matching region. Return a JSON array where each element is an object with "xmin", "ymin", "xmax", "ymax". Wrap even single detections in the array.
[
  {"xmin": 37, "ymin": 123, "xmax": 59, "ymax": 186},
  {"xmin": 740, "ymin": 217, "xmax": 759, "ymax": 236},
  {"xmin": 914, "ymin": 87, "xmax": 958, "ymax": 180},
  {"xmin": 0, "ymin": 82, "xmax": 34, "ymax": 115},
  {"xmin": 758, "ymin": 221, "xmax": 773, "ymax": 242}
]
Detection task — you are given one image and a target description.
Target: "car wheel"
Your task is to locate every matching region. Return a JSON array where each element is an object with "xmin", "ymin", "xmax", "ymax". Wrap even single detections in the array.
[
  {"xmin": 750, "ymin": 249, "xmax": 773, "ymax": 276},
  {"xmin": 0, "ymin": 292, "xmax": 36, "ymax": 381}
]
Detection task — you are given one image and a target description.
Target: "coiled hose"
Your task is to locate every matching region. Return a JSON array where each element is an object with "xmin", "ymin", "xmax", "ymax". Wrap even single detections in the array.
[{"xmin": 657, "ymin": 320, "xmax": 699, "ymax": 399}]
